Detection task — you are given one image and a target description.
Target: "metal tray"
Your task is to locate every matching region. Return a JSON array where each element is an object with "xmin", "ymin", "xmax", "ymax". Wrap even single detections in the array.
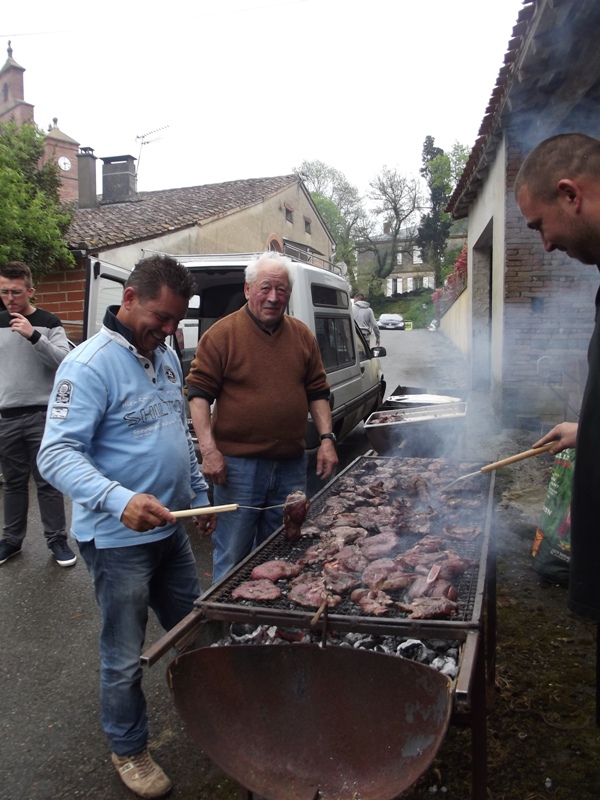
[{"xmin": 364, "ymin": 402, "xmax": 467, "ymax": 456}]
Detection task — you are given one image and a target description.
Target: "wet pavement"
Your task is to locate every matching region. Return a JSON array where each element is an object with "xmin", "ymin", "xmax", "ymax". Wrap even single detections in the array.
[{"xmin": 0, "ymin": 329, "xmax": 499, "ymax": 800}]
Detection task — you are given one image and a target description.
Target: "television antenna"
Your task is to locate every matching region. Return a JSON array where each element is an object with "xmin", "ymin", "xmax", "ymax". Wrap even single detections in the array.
[{"xmin": 135, "ymin": 125, "xmax": 169, "ymax": 177}]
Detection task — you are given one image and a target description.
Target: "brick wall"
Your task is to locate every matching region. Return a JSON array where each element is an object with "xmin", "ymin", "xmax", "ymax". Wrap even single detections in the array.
[{"xmin": 35, "ymin": 267, "xmax": 87, "ymax": 344}]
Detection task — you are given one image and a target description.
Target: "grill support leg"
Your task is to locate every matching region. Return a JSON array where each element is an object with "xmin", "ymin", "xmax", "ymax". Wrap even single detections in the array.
[{"xmin": 470, "ymin": 632, "xmax": 488, "ymax": 800}]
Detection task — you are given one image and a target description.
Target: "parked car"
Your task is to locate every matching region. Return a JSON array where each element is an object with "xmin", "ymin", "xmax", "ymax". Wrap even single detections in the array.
[{"xmin": 378, "ymin": 313, "xmax": 405, "ymax": 330}]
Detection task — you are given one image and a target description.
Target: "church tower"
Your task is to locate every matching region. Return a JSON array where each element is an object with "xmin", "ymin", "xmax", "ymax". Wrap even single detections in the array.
[{"xmin": 0, "ymin": 41, "xmax": 34, "ymax": 124}]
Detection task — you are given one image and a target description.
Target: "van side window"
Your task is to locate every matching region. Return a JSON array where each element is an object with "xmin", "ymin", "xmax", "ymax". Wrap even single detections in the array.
[
  {"xmin": 315, "ymin": 316, "xmax": 355, "ymax": 371},
  {"xmin": 355, "ymin": 327, "xmax": 370, "ymax": 362},
  {"xmin": 311, "ymin": 285, "xmax": 349, "ymax": 308}
]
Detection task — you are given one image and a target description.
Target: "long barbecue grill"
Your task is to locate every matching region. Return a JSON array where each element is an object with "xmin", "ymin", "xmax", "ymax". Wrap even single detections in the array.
[{"xmin": 144, "ymin": 454, "xmax": 497, "ymax": 800}]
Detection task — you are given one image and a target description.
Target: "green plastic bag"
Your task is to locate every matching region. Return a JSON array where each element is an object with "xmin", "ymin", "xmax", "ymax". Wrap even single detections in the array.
[{"xmin": 531, "ymin": 448, "xmax": 574, "ymax": 585}]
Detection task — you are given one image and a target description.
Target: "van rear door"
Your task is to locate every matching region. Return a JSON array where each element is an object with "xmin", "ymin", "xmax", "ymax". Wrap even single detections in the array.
[{"xmin": 83, "ymin": 258, "xmax": 130, "ymax": 340}]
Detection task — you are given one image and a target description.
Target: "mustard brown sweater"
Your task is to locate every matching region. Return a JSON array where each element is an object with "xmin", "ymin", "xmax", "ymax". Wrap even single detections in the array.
[{"xmin": 186, "ymin": 307, "xmax": 330, "ymax": 459}]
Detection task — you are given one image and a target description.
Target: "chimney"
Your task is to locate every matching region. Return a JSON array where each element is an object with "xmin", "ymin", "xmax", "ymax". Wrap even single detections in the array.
[
  {"xmin": 77, "ymin": 147, "xmax": 98, "ymax": 209},
  {"xmin": 383, "ymin": 221, "xmax": 391, "ymax": 236},
  {"xmin": 101, "ymin": 155, "xmax": 137, "ymax": 204}
]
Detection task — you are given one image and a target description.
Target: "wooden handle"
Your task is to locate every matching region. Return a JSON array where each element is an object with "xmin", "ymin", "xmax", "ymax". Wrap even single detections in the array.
[
  {"xmin": 480, "ymin": 442, "xmax": 555, "ymax": 474},
  {"xmin": 171, "ymin": 504, "xmax": 239, "ymax": 518},
  {"xmin": 310, "ymin": 598, "xmax": 328, "ymax": 628}
]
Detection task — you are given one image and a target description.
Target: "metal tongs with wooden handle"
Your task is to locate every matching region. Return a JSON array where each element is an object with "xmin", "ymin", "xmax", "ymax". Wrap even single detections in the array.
[
  {"xmin": 442, "ymin": 442, "xmax": 555, "ymax": 491},
  {"xmin": 171, "ymin": 504, "xmax": 239, "ymax": 518}
]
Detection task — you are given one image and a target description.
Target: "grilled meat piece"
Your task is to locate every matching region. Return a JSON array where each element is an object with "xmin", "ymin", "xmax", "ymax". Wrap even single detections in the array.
[
  {"xmin": 327, "ymin": 545, "xmax": 368, "ymax": 574},
  {"xmin": 443, "ymin": 524, "xmax": 483, "ymax": 541},
  {"xmin": 250, "ymin": 560, "xmax": 302, "ymax": 582},
  {"xmin": 329, "ymin": 513, "xmax": 364, "ymax": 529},
  {"xmin": 231, "ymin": 579, "xmax": 282, "ymax": 601},
  {"xmin": 397, "ymin": 597, "xmax": 459, "ymax": 619},
  {"xmin": 405, "ymin": 564, "xmax": 458, "ymax": 602},
  {"xmin": 297, "ymin": 540, "xmax": 340, "ymax": 567},
  {"xmin": 322, "ymin": 564, "xmax": 362, "ymax": 594},
  {"xmin": 351, "ymin": 588, "xmax": 393, "ymax": 616},
  {"xmin": 360, "ymin": 531, "xmax": 401, "ymax": 560},
  {"xmin": 328, "ymin": 525, "xmax": 369, "ymax": 545},
  {"xmin": 361, "ymin": 558, "xmax": 397, "ymax": 588},
  {"xmin": 288, "ymin": 573, "xmax": 342, "ymax": 609},
  {"xmin": 283, "ymin": 491, "xmax": 310, "ymax": 542},
  {"xmin": 405, "ymin": 474, "xmax": 429, "ymax": 498}
]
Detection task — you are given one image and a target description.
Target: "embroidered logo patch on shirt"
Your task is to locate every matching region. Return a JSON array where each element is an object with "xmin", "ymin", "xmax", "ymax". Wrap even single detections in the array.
[
  {"xmin": 165, "ymin": 367, "xmax": 177, "ymax": 384},
  {"xmin": 50, "ymin": 380, "xmax": 73, "ymax": 418},
  {"xmin": 54, "ymin": 380, "xmax": 73, "ymax": 405}
]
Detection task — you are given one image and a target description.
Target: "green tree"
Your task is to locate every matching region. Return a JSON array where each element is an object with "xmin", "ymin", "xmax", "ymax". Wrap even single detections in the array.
[
  {"xmin": 0, "ymin": 120, "xmax": 74, "ymax": 276},
  {"xmin": 416, "ymin": 137, "xmax": 468, "ymax": 287},
  {"xmin": 294, "ymin": 160, "xmax": 363, "ymax": 280},
  {"xmin": 356, "ymin": 166, "xmax": 422, "ymax": 281}
]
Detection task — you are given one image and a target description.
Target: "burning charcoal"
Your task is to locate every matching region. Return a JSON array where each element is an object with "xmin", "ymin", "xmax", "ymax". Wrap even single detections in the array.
[
  {"xmin": 431, "ymin": 656, "xmax": 458, "ymax": 678},
  {"xmin": 228, "ymin": 623, "xmax": 263, "ymax": 643},
  {"xmin": 396, "ymin": 639, "xmax": 427, "ymax": 660},
  {"xmin": 352, "ymin": 636, "xmax": 379, "ymax": 650}
]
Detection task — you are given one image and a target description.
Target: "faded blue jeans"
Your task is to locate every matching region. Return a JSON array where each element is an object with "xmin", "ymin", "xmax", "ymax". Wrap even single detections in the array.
[
  {"xmin": 78, "ymin": 526, "xmax": 200, "ymax": 756},
  {"xmin": 212, "ymin": 454, "xmax": 308, "ymax": 582}
]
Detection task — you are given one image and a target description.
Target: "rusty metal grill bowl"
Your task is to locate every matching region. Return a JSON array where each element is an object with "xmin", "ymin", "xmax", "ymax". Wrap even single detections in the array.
[{"xmin": 167, "ymin": 643, "xmax": 453, "ymax": 800}]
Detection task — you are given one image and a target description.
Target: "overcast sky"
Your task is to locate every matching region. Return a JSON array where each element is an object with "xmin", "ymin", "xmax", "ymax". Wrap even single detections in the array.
[{"xmin": 2, "ymin": 0, "xmax": 524, "ymax": 195}]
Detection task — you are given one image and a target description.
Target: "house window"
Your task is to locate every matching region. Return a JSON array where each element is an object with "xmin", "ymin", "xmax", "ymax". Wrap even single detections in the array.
[
  {"xmin": 412, "ymin": 249, "xmax": 423, "ymax": 264},
  {"xmin": 396, "ymin": 251, "xmax": 403, "ymax": 266},
  {"xmin": 304, "ymin": 216, "xmax": 312, "ymax": 235},
  {"xmin": 284, "ymin": 204, "xmax": 294, "ymax": 224}
]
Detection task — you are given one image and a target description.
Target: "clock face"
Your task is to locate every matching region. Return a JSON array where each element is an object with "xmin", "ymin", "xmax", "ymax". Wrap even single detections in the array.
[{"xmin": 58, "ymin": 156, "xmax": 72, "ymax": 171}]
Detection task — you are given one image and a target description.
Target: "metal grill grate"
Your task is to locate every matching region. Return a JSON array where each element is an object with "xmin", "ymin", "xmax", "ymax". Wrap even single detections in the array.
[{"xmin": 198, "ymin": 455, "xmax": 493, "ymax": 632}]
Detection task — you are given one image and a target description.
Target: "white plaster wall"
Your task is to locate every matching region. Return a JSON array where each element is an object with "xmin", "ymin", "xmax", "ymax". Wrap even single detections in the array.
[
  {"xmin": 464, "ymin": 135, "xmax": 507, "ymax": 406},
  {"xmin": 439, "ymin": 289, "xmax": 469, "ymax": 356}
]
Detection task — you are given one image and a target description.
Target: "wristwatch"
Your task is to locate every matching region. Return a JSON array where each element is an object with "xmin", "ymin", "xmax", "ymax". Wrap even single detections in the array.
[{"xmin": 320, "ymin": 432, "xmax": 337, "ymax": 444}]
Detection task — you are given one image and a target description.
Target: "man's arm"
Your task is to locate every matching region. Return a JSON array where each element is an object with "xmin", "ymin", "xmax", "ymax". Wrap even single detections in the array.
[
  {"xmin": 309, "ymin": 397, "xmax": 338, "ymax": 481},
  {"xmin": 369, "ymin": 310, "xmax": 380, "ymax": 343},
  {"xmin": 9, "ymin": 312, "xmax": 70, "ymax": 369},
  {"xmin": 189, "ymin": 396, "xmax": 228, "ymax": 485}
]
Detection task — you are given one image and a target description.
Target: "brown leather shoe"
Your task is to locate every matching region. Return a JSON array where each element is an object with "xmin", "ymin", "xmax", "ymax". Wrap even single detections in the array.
[{"xmin": 111, "ymin": 750, "xmax": 172, "ymax": 798}]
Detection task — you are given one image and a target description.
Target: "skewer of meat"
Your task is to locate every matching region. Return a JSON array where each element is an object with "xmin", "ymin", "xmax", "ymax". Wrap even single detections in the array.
[{"xmin": 282, "ymin": 491, "xmax": 310, "ymax": 541}]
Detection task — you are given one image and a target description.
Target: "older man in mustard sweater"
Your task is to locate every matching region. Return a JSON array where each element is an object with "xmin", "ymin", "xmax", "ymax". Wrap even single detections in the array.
[{"xmin": 187, "ymin": 251, "xmax": 338, "ymax": 581}]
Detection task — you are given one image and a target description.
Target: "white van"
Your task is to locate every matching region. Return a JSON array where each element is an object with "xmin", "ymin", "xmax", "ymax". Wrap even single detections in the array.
[{"xmin": 83, "ymin": 251, "xmax": 386, "ymax": 447}]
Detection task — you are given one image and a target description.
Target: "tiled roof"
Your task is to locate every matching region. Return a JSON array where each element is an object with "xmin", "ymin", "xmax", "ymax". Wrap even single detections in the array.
[
  {"xmin": 447, "ymin": 0, "xmax": 535, "ymax": 217},
  {"xmin": 67, "ymin": 174, "xmax": 299, "ymax": 250},
  {"xmin": 449, "ymin": 0, "xmax": 600, "ymax": 218}
]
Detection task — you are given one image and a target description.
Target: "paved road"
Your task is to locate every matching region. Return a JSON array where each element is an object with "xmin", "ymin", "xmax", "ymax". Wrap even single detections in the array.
[{"xmin": 0, "ymin": 328, "xmax": 478, "ymax": 800}]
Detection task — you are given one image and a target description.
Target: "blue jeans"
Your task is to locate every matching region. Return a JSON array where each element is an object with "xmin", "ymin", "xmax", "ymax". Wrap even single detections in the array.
[
  {"xmin": 78, "ymin": 527, "xmax": 200, "ymax": 756},
  {"xmin": 0, "ymin": 410, "xmax": 66, "ymax": 546},
  {"xmin": 212, "ymin": 454, "xmax": 308, "ymax": 582}
]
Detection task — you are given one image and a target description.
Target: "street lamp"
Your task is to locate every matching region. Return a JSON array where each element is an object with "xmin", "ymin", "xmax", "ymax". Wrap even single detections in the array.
[{"xmin": 422, "ymin": 303, "xmax": 427, "ymax": 327}]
